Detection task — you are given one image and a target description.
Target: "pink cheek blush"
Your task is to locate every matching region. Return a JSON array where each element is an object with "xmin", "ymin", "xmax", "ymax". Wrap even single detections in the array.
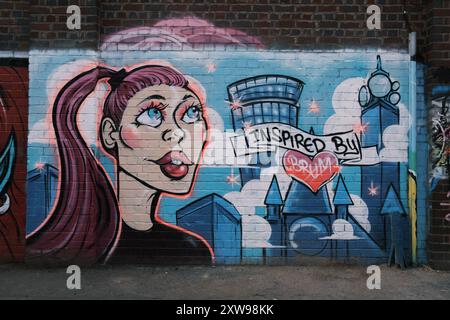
[{"xmin": 121, "ymin": 127, "xmax": 142, "ymax": 149}]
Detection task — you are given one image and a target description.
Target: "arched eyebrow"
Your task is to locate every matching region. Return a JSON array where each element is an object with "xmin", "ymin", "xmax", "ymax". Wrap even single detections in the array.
[
  {"xmin": 137, "ymin": 95, "xmax": 166, "ymax": 108},
  {"xmin": 142, "ymin": 94, "xmax": 165, "ymax": 102},
  {"xmin": 182, "ymin": 94, "xmax": 194, "ymax": 100}
]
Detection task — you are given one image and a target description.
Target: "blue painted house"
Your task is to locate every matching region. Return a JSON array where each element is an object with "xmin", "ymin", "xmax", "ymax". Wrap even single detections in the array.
[
  {"xmin": 26, "ymin": 164, "xmax": 58, "ymax": 234},
  {"xmin": 176, "ymin": 193, "xmax": 242, "ymax": 264},
  {"xmin": 282, "ymin": 180, "xmax": 333, "ymax": 257}
]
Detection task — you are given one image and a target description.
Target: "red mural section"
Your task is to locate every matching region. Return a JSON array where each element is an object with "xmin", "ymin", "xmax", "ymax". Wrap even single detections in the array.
[{"xmin": 0, "ymin": 65, "xmax": 28, "ymax": 262}]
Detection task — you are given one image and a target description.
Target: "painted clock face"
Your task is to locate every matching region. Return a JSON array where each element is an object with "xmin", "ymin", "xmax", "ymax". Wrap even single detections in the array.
[
  {"xmin": 289, "ymin": 217, "xmax": 328, "ymax": 256},
  {"xmin": 368, "ymin": 74, "xmax": 391, "ymax": 98}
]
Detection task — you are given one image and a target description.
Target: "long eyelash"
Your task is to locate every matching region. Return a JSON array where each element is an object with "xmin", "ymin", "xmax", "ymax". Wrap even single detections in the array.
[
  {"xmin": 135, "ymin": 102, "xmax": 169, "ymax": 118},
  {"xmin": 190, "ymin": 101, "xmax": 203, "ymax": 112},
  {"xmin": 181, "ymin": 101, "xmax": 203, "ymax": 116},
  {"xmin": 137, "ymin": 101, "xmax": 165, "ymax": 112}
]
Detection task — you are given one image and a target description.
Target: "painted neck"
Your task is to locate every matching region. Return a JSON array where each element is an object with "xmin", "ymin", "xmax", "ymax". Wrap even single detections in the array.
[{"xmin": 118, "ymin": 170, "xmax": 158, "ymax": 231}]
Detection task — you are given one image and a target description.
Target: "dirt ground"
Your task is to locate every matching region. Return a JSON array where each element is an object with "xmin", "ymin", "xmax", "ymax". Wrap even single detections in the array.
[{"xmin": 0, "ymin": 263, "xmax": 449, "ymax": 300}]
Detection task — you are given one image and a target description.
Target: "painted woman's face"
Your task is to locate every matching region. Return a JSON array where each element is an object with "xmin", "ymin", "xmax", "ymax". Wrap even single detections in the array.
[{"xmin": 106, "ymin": 84, "xmax": 207, "ymax": 194}]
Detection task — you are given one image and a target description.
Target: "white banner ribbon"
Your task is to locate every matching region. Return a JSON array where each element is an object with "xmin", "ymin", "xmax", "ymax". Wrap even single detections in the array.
[{"xmin": 230, "ymin": 123, "xmax": 380, "ymax": 165}]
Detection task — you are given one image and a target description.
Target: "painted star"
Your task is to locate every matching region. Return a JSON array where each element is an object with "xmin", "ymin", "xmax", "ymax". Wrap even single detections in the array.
[
  {"xmin": 206, "ymin": 62, "xmax": 217, "ymax": 73},
  {"xmin": 368, "ymin": 181, "xmax": 378, "ymax": 196},
  {"xmin": 225, "ymin": 99, "xmax": 242, "ymax": 111},
  {"xmin": 35, "ymin": 162, "xmax": 45, "ymax": 170},
  {"xmin": 308, "ymin": 99, "xmax": 320, "ymax": 114},
  {"xmin": 353, "ymin": 122, "xmax": 369, "ymax": 134},
  {"xmin": 242, "ymin": 121, "xmax": 253, "ymax": 129},
  {"xmin": 226, "ymin": 169, "xmax": 240, "ymax": 188}
]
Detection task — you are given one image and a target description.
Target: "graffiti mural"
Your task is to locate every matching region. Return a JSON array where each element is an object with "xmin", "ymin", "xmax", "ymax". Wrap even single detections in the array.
[
  {"xmin": 431, "ymin": 93, "xmax": 450, "ymax": 184},
  {"xmin": 0, "ymin": 63, "xmax": 28, "ymax": 263},
  {"xmin": 101, "ymin": 17, "xmax": 264, "ymax": 51},
  {"xmin": 25, "ymin": 20, "xmax": 414, "ymax": 266},
  {"xmin": 220, "ymin": 57, "xmax": 410, "ymax": 266},
  {"xmin": 429, "ymin": 88, "xmax": 450, "ymax": 260},
  {"xmin": 27, "ymin": 65, "xmax": 214, "ymax": 265}
]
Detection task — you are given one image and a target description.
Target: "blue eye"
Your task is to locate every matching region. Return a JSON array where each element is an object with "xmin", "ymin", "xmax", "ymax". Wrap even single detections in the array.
[
  {"xmin": 135, "ymin": 108, "xmax": 163, "ymax": 127},
  {"xmin": 147, "ymin": 108, "xmax": 161, "ymax": 119},
  {"xmin": 182, "ymin": 105, "xmax": 202, "ymax": 124}
]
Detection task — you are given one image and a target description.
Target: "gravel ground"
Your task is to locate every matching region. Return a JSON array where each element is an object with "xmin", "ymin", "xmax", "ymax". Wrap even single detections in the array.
[{"xmin": 0, "ymin": 263, "xmax": 449, "ymax": 300}]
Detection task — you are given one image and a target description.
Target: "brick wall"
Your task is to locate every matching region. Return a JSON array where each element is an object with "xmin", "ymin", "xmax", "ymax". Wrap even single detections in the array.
[
  {"xmin": 30, "ymin": 0, "xmax": 98, "ymax": 49},
  {"xmin": 1, "ymin": 1, "xmax": 429, "ymax": 51},
  {"xmin": 423, "ymin": 0, "xmax": 450, "ymax": 89},
  {"xmin": 99, "ymin": 0, "xmax": 426, "ymax": 50},
  {"xmin": 0, "ymin": 0, "xmax": 29, "ymax": 51},
  {"xmin": 0, "ymin": 0, "xmax": 448, "ymax": 269}
]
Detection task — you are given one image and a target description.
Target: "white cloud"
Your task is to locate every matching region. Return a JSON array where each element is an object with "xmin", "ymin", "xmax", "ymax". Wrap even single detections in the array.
[
  {"xmin": 224, "ymin": 164, "xmax": 291, "ymax": 248},
  {"xmin": 379, "ymin": 103, "xmax": 410, "ymax": 163},
  {"xmin": 28, "ymin": 118, "xmax": 54, "ymax": 145},
  {"xmin": 241, "ymin": 215, "xmax": 276, "ymax": 248},
  {"xmin": 323, "ymin": 77, "xmax": 366, "ymax": 135},
  {"xmin": 46, "ymin": 59, "xmax": 98, "ymax": 105},
  {"xmin": 324, "ymin": 76, "xmax": 411, "ymax": 164},
  {"xmin": 78, "ymin": 82, "xmax": 107, "ymax": 146},
  {"xmin": 30, "ymin": 59, "xmax": 101, "ymax": 146},
  {"xmin": 320, "ymin": 219, "xmax": 360, "ymax": 240},
  {"xmin": 325, "ymin": 183, "xmax": 371, "ymax": 234},
  {"xmin": 348, "ymin": 194, "xmax": 371, "ymax": 233}
]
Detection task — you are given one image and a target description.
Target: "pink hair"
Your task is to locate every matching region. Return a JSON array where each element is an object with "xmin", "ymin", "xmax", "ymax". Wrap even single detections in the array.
[{"xmin": 27, "ymin": 65, "xmax": 190, "ymax": 264}]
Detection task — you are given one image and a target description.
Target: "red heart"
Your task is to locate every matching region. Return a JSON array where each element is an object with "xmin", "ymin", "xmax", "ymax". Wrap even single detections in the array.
[{"xmin": 283, "ymin": 150, "xmax": 340, "ymax": 193}]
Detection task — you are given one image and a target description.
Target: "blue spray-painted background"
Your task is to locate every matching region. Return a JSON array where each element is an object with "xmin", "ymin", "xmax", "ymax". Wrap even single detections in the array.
[{"xmin": 27, "ymin": 50, "xmax": 416, "ymax": 264}]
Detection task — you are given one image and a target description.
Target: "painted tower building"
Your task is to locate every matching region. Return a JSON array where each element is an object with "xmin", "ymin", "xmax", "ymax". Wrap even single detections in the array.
[
  {"xmin": 227, "ymin": 75, "xmax": 305, "ymax": 186},
  {"xmin": 359, "ymin": 56, "xmax": 402, "ymax": 249},
  {"xmin": 264, "ymin": 176, "xmax": 285, "ymax": 260}
]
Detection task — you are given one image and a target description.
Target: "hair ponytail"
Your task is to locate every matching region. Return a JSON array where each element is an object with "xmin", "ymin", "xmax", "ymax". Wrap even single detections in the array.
[
  {"xmin": 27, "ymin": 67, "xmax": 121, "ymax": 265},
  {"xmin": 27, "ymin": 64, "xmax": 191, "ymax": 265}
]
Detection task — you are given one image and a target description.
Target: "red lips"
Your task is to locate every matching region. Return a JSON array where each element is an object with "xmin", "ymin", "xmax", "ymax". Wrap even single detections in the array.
[{"xmin": 154, "ymin": 151, "xmax": 193, "ymax": 180}]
